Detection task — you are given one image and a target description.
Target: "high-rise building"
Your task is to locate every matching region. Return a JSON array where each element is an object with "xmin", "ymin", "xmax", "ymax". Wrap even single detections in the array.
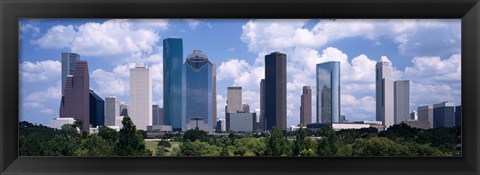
[
  {"xmin": 89, "ymin": 90, "xmax": 104, "ymax": 128},
  {"xmin": 300, "ymin": 86, "xmax": 312, "ymax": 126},
  {"xmin": 59, "ymin": 61, "xmax": 90, "ymax": 132},
  {"xmin": 228, "ymin": 112, "xmax": 256, "ymax": 133},
  {"xmin": 316, "ymin": 61, "xmax": 340, "ymax": 124},
  {"xmin": 61, "ymin": 52, "xmax": 80, "ymax": 95},
  {"xmin": 119, "ymin": 104, "xmax": 128, "ymax": 116},
  {"xmin": 433, "ymin": 101, "xmax": 455, "ymax": 128},
  {"xmin": 242, "ymin": 104, "xmax": 250, "ymax": 113},
  {"xmin": 183, "ymin": 50, "xmax": 215, "ymax": 132},
  {"xmin": 212, "ymin": 63, "xmax": 217, "ymax": 127},
  {"xmin": 394, "ymin": 80, "xmax": 410, "ymax": 124},
  {"xmin": 376, "ymin": 56, "xmax": 394, "ymax": 127},
  {"xmin": 260, "ymin": 79, "xmax": 265, "ymax": 131},
  {"xmin": 418, "ymin": 105, "xmax": 433, "ymax": 128},
  {"xmin": 163, "ymin": 38, "xmax": 183, "ymax": 131},
  {"xmin": 152, "ymin": 105, "xmax": 164, "ymax": 125},
  {"xmin": 264, "ymin": 52, "xmax": 287, "ymax": 131},
  {"xmin": 215, "ymin": 118, "xmax": 226, "ymax": 133},
  {"xmin": 455, "ymin": 105, "xmax": 461, "ymax": 127},
  {"xmin": 226, "ymin": 86, "xmax": 242, "ymax": 130},
  {"xmin": 130, "ymin": 66, "xmax": 152, "ymax": 130},
  {"xmin": 105, "ymin": 97, "xmax": 120, "ymax": 126}
]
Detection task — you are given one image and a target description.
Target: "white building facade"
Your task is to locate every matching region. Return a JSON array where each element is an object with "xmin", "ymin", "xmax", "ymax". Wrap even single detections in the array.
[{"xmin": 130, "ymin": 67, "xmax": 152, "ymax": 130}]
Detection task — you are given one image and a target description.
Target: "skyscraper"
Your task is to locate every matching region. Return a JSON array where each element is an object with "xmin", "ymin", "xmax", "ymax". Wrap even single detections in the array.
[
  {"xmin": 212, "ymin": 63, "xmax": 217, "ymax": 127},
  {"xmin": 61, "ymin": 52, "xmax": 80, "ymax": 95},
  {"xmin": 120, "ymin": 104, "xmax": 128, "ymax": 116},
  {"xmin": 418, "ymin": 105, "xmax": 433, "ymax": 128},
  {"xmin": 316, "ymin": 61, "xmax": 340, "ymax": 123},
  {"xmin": 152, "ymin": 105, "xmax": 164, "ymax": 125},
  {"xmin": 105, "ymin": 97, "xmax": 120, "ymax": 126},
  {"xmin": 433, "ymin": 101, "xmax": 455, "ymax": 128},
  {"xmin": 376, "ymin": 56, "xmax": 394, "ymax": 127},
  {"xmin": 89, "ymin": 90, "xmax": 104, "ymax": 128},
  {"xmin": 163, "ymin": 38, "xmax": 183, "ymax": 131},
  {"xmin": 300, "ymin": 86, "xmax": 312, "ymax": 126},
  {"xmin": 260, "ymin": 79, "xmax": 265, "ymax": 131},
  {"xmin": 264, "ymin": 52, "xmax": 287, "ymax": 131},
  {"xmin": 130, "ymin": 66, "xmax": 152, "ymax": 130},
  {"xmin": 226, "ymin": 86, "xmax": 242, "ymax": 130},
  {"xmin": 183, "ymin": 50, "xmax": 215, "ymax": 132},
  {"xmin": 455, "ymin": 105, "xmax": 461, "ymax": 127},
  {"xmin": 394, "ymin": 80, "xmax": 410, "ymax": 124},
  {"xmin": 59, "ymin": 61, "xmax": 89, "ymax": 132}
]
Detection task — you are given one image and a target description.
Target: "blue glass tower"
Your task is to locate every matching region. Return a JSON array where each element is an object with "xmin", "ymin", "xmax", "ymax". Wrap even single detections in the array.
[
  {"xmin": 163, "ymin": 38, "xmax": 183, "ymax": 131},
  {"xmin": 316, "ymin": 61, "xmax": 340, "ymax": 123},
  {"xmin": 89, "ymin": 90, "xmax": 104, "ymax": 127},
  {"xmin": 183, "ymin": 50, "xmax": 214, "ymax": 132}
]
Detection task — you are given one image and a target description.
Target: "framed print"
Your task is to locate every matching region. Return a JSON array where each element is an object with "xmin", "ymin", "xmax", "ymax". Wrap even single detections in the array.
[{"xmin": 1, "ymin": 0, "xmax": 479, "ymax": 174}]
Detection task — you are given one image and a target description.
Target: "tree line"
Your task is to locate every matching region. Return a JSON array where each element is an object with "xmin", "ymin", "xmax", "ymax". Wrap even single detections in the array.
[{"xmin": 20, "ymin": 117, "xmax": 461, "ymax": 157}]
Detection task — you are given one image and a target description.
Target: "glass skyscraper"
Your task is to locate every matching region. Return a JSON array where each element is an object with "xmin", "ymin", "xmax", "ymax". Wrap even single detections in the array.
[
  {"xmin": 61, "ymin": 52, "xmax": 80, "ymax": 95},
  {"xmin": 264, "ymin": 52, "xmax": 287, "ymax": 131},
  {"xmin": 183, "ymin": 50, "xmax": 214, "ymax": 132},
  {"xmin": 89, "ymin": 90, "xmax": 104, "ymax": 128},
  {"xmin": 316, "ymin": 61, "xmax": 340, "ymax": 123},
  {"xmin": 163, "ymin": 38, "xmax": 183, "ymax": 131}
]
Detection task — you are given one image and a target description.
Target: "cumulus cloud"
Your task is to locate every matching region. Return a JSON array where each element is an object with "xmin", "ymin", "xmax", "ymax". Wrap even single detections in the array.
[
  {"xmin": 217, "ymin": 59, "xmax": 250, "ymax": 81},
  {"xmin": 404, "ymin": 54, "xmax": 461, "ymax": 83},
  {"xmin": 20, "ymin": 23, "xmax": 40, "ymax": 39},
  {"xmin": 241, "ymin": 19, "xmax": 460, "ymax": 57},
  {"xmin": 24, "ymin": 86, "xmax": 61, "ymax": 108},
  {"xmin": 20, "ymin": 60, "xmax": 61, "ymax": 82},
  {"xmin": 185, "ymin": 19, "xmax": 201, "ymax": 29},
  {"xmin": 31, "ymin": 19, "xmax": 169, "ymax": 63}
]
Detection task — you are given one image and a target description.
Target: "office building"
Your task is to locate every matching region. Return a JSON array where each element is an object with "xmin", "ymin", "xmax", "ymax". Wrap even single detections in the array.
[
  {"xmin": 394, "ymin": 80, "xmax": 410, "ymax": 124},
  {"xmin": 260, "ymin": 79, "xmax": 265, "ymax": 131},
  {"xmin": 152, "ymin": 105, "xmax": 164, "ymax": 125},
  {"xmin": 410, "ymin": 111, "xmax": 418, "ymax": 120},
  {"xmin": 264, "ymin": 52, "xmax": 287, "ymax": 130},
  {"xmin": 376, "ymin": 56, "xmax": 395, "ymax": 127},
  {"xmin": 216, "ymin": 118, "xmax": 226, "ymax": 133},
  {"xmin": 130, "ymin": 66, "xmax": 152, "ymax": 130},
  {"xmin": 163, "ymin": 38, "xmax": 184, "ymax": 130},
  {"xmin": 120, "ymin": 104, "xmax": 128, "ymax": 116},
  {"xmin": 242, "ymin": 104, "xmax": 250, "ymax": 113},
  {"xmin": 89, "ymin": 90, "xmax": 104, "ymax": 128},
  {"xmin": 418, "ymin": 105, "xmax": 433, "ymax": 128},
  {"xmin": 105, "ymin": 97, "xmax": 121, "ymax": 126},
  {"xmin": 183, "ymin": 50, "xmax": 215, "ymax": 132},
  {"xmin": 50, "ymin": 117, "xmax": 75, "ymax": 129},
  {"xmin": 226, "ymin": 86, "xmax": 242, "ymax": 130},
  {"xmin": 433, "ymin": 101, "xmax": 455, "ymax": 128},
  {"xmin": 455, "ymin": 105, "xmax": 461, "ymax": 127},
  {"xmin": 229, "ymin": 112, "xmax": 256, "ymax": 133},
  {"xmin": 212, "ymin": 63, "xmax": 217, "ymax": 127},
  {"xmin": 61, "ymin": 52, "xmax": 80, "ymax": 95},
  {"xmin": 300, "ymin": 86, "xmax": 312, "ymax": 126},
  {"xmin": 316, "ymin": 61, "xmax": 340, "ymax": 124},
  {"xmin": 59, "ymin": 61, "xmax": 90, "ymax": 132}
]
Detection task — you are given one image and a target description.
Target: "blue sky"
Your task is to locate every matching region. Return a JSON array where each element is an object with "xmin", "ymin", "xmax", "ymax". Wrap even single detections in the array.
[{"xmin": 19, "ymin": 19, "xmax": 461, "ymax": 127}]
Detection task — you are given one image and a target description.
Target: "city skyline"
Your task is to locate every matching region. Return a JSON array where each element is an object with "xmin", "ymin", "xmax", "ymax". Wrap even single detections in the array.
[{"xmin": 19, "ymin": 19, "xmax": 461, "ymax": 127}]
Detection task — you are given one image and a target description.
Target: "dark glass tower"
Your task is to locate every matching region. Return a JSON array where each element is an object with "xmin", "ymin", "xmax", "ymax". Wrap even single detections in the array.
[
  {"xmin": 300, "ymin": 86, "xmax": 312, "ymax": 126},
  {"xmin": 183, "ymin": 50, "xmax": 214, "ymax": 132},
  {"xmin": 316, "ymin": 61, "xmax": 340, "ymax": 123},
  {"xmin": 61, "ymin": 52, "xmax": 80, "ymax": 95},
  {"xmin": 264, "ymin": 52, "xmax": 287, "ymax": 131},
  {"xmin": 89, "ymin": 90, "xmax": 104, "ymax": 127},
  {"xmin": 163, "ymin": 38, "xmax": 183, "ymax": 131}
]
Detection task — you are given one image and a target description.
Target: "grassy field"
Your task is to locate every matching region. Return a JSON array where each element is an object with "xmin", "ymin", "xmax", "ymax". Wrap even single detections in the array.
[{"xmin": 145, "ymin": 141, "xmax": 181, "ymax": 156}]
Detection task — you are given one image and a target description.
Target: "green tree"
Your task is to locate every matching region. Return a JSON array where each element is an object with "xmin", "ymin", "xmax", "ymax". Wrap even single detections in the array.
[
  {"xmin": 75, "ymin": 134, "xmax": 115, "ymax": 156},
  {"xmin": 115, "ymin": 116, "xmax": 152, "ymax": 156},
  {"xmin": 182, "ymin": 129, "xmax": 210, "ymax": 142},
  {"xmin": 155, "ymin": 146, "xmax": 167, "ymax": 156},
  {"xmin": 179, "ymin": 140, "xmax": 221, "ymax": 156},
  {"xmin": 352, "ymin": 137, "xmax": 412, "ymax": 156},
  {"xmin": 265, "ymin": 127, "xmax": 289, "ymax": 156},
  {"xmin": 232, "ymin": 137, "xmax": 266, "ymax": 156},
  {"xmin": 316, "ymin": 126, "xmax": 341, "ymax": 156},
  {"xmin": 293, "ymin": 128, "xmax": 308, "ymax": 156},
  {"xmin": 97, "ymin": 126, "xmax": 118, "ymax": 144}
]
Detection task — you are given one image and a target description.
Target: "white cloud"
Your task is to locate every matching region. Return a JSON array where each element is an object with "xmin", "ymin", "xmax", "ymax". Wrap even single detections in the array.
[
  {"xmin": 40, "ymin": 109, "xmax": 54, "ymax": 114},
  {"xmin": 217, "ymin": 59, "xmax": 250, "ymax": 81},
  {"xmin": 241, "ymin": 19, "xmax": 460, "ymax": 57},
  {"xmin": 404, "ymin": 54, "xmax": 461, "ymax": 83},
  {"xmin": 20, "ymin": 23, "xmax": 40, "ymax": 39},
  {"xmin": 20, "ymin": 60, "xmax": 61, "ymax": 82},
  {"xmin": 31, "ymin": 25, "xmax": 76, "ymax": 49},
  {"xmin": 91, "ymin": 68, "xmax": 129, "ymax": 97},
  {"xmin": 185, "ymin": 19, "xmax": 201, "ymax": 29},
  {"xmin": 24, "ymin": 86, "xmax": 61, "ymax": 108}
]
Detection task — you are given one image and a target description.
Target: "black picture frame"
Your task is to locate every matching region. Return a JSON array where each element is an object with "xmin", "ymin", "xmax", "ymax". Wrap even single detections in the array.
[{"xmin": 1, "ymin": 0, "xmax": 479, "ymax": 174}]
